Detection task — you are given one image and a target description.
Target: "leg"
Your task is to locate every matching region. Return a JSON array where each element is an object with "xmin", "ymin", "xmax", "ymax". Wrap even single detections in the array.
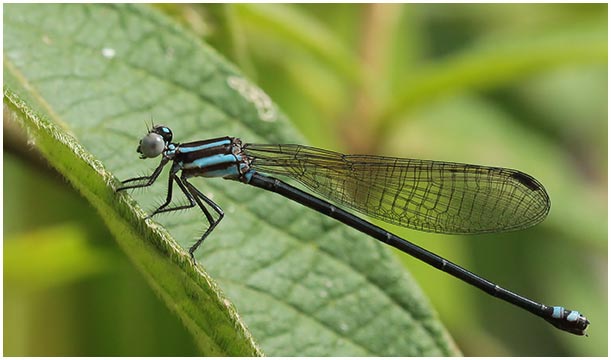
[
  {"xmin": 146, "ymin": 173, "xmax": 196, "ymax": 219},
  {"xmin": 182, "ymin": 177, "xmax": 225, "ymax": 260},
  {"xmin": 116, "ymin": 157, "xmax": 169, "ymax": 192}
]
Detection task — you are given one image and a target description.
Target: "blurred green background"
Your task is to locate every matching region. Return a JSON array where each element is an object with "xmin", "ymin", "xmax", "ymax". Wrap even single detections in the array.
[{"xmin": 4, "ymin": 3, "xmax": 607, "ymax": 356}]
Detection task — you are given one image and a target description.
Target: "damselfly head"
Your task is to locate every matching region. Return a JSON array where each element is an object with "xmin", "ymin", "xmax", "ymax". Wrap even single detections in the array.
[{"xmin": 137, "ymin": 125, "xmax": 173, "ymax": 159}]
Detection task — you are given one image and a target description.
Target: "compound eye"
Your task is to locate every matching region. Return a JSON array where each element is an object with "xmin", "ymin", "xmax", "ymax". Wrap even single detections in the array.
[
  {"xmin": 138, "ymin": 132, "xmax": 165, "ymax": 158},
  {"xmin": 153, "ymin": 125, "xmax": 173, "ymax": 143}
]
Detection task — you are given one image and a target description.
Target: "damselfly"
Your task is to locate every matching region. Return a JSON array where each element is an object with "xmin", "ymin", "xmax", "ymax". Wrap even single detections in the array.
[{"xmin": 116, "ymin": 125, "xmax": 589, "ymax": 336}]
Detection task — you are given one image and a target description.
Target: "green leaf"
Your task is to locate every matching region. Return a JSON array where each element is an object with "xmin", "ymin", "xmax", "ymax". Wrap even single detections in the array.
[
  {"xmin": 4, "ymin": 223, "xmax": 115, "ymax": 291},
  {"xmin": 379, "ymin": 21, "xmax": 608, "ymax": 133},
  {"xmin": 4, "ymin": 4, "xmax": 456, "ymax": 356},
  {"xmin": 233, "ymin": 3, "xmax": 362, "ymax": 83}
]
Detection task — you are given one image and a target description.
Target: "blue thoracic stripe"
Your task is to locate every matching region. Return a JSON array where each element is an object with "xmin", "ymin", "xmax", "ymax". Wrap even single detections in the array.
[
  {"xmin": 180, "ymin": 139, "xmax": 232, "ymax": 153},
  {"xmin": 183, "ymin": 153, "xmax": 239, "ymax": 169}
]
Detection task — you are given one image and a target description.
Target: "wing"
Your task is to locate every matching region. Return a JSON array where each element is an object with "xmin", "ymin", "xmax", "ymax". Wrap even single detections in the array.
[{"xmin": 243, "ymin": 144, "xmax": 550, "ymax": 234}]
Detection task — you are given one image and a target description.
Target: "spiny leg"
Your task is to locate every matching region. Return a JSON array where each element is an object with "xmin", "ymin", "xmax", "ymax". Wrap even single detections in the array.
[
  {"xmin": 146, "ymin": 173, "xmax": 197, "ymax": 219},
  {"xmin": 116, "ymin": 157, "xmax": 169, "ymax": 191},
  {"xmin": 182, "ymin": 177, "xmax": 225, "ymax": 260}
]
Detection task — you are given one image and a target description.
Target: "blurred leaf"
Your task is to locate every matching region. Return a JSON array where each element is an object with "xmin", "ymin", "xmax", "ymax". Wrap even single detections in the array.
[
  {"xmin": 233, "ymin": 3, "xmax": 362, "ymax": 83},
  {"xmin": 380, "ymin": 22, "xmax": 607, "ymax": 133},
  {"xmin": 4, "ymin": 3, "xmax": 456, "ymax": 356},
  {"xmin": 4, "ymin": 223, "xmax": 114, "ymax": 291}
]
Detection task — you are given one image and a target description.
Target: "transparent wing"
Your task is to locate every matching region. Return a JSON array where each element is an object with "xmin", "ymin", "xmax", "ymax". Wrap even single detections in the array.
[{"xmin": 243, "ymin": 144, "xmax": 550, "ymax": 234}]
